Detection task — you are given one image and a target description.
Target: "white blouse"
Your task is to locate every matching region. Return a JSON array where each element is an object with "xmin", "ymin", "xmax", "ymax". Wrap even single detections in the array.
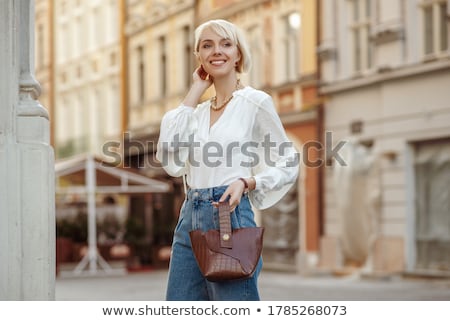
[{"xmin": 156, "ymin": 86, "xmax": 298, "ymax": 210}]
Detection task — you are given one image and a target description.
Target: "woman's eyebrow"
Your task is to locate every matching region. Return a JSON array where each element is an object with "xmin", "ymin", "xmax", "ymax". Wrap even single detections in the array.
[{"xmin": 200, "ymin": 38, "xmax": 231, "ymax": 43}]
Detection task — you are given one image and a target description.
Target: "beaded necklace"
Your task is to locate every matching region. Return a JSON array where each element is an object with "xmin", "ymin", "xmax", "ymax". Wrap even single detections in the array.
[{"xmin": 210, "ymin": 79, "xmax": 243, "ymax": 111}]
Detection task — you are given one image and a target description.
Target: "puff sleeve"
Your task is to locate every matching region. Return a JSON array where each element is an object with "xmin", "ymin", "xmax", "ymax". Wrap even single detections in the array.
[
  {"xmin": 156, "ymin": 105, "xmax": 198, "ymax": 177},
  {"xmin": 248, "ymin": 96, "xmax": 299, "ymax": 209}
]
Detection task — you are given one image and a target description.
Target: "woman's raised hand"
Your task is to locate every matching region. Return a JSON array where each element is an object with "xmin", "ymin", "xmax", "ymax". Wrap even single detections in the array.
[
  {"xmin": 193, "ymin": 65, "xmax": 213, "ymax": 90},
  {"xmin": 182, "ymin": 66, "xmax": 213, "ymax": 107}
]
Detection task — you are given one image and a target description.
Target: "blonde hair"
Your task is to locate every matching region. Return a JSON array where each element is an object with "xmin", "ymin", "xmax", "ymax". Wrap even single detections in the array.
[{"xmin": 194, "ymin": 19, "xmax": 252, "ymax": 74}]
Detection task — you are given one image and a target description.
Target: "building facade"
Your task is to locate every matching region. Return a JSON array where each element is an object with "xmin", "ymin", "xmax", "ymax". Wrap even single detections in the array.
[
  {"xmin": 52, "ymin": 0, "xmax": 122, "ymax": 158},
  {"xmin": 319, "ymin": 0, "xmax": 450, "ymax": 275},
  {"xmin": 35, "ymin": 0, "xmax": 55, "ymax": 146},
  {"xmin": 126, "ymin": 0, "xmax": 196, "ymax": 139}
]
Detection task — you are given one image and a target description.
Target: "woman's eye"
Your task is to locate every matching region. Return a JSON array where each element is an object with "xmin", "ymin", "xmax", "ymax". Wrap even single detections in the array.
[{"xmin": 202, "ymin": 44, "xmax": 211, "ymax": 48}]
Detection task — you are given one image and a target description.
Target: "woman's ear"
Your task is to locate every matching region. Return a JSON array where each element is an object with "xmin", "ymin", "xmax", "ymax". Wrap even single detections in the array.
[{"xmin": 235, "ymin": 50, "xmax": 242, "ymax": 69}]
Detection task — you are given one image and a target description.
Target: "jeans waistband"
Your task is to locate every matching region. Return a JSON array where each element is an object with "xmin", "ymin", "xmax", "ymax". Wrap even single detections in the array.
[{"xmin": 186, "ymin": 185, "xmax": 228, "ymax": 201}]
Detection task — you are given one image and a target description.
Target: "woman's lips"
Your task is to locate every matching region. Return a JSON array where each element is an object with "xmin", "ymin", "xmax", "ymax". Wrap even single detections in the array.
[{"xmin": 210, "ymin": 60, "xmax": 227, "ymax": 66}]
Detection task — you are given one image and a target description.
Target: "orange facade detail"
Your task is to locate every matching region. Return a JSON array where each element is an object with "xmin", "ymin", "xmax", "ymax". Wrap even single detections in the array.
[{"xmin": 287, "ymin": 122, "xmax": 321, "ymax": 253}]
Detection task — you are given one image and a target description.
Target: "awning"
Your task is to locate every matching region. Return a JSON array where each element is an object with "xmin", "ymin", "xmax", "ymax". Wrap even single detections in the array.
[
  {"xmin": 54, "ymin": 153, "xmax": 171, "ymax": 276},
  {"xmin": 55, "ymin": 153, "xmax": 171, "ymax": 194}
]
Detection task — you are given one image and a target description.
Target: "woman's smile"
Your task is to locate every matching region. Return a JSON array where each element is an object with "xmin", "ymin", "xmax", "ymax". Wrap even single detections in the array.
[{"xmin": 209, "ymin": 59, "xmax": 227, "ymax": 66}]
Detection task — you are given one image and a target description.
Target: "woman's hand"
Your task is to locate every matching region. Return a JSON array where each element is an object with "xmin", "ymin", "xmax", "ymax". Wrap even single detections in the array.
[
  {"xmin": 193, "ymin": 65, "xmax": 213, "ymax": 91},
  {"xmin": 182, "ymin": 66, "xmax": 213, "ymax": 108},
  {"xmin": 212, "ymin": 180, "xmax": 246, "ymax": 212}
]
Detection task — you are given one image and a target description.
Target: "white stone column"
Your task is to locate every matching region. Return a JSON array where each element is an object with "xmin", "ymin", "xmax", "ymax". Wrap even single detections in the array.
[{"xmin": 0, "ymin": 0, "xmax": 55, "ymax": 300}]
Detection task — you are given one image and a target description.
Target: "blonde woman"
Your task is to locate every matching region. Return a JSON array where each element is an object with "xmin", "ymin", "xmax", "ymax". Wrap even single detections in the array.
[{"xmin": 157, "ymin": 19, "xmax": 298, "ymax": 300}]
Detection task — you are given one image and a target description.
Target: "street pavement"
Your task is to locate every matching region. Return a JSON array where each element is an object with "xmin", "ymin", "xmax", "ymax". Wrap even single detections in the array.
[{"xmin": 55, "ymin": 267, "xmax": 450, "ymax": 301}]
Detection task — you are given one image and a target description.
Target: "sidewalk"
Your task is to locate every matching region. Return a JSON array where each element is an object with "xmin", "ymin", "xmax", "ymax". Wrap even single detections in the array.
[{"xmin": 55, "ymin": 268, "xmax": 450, "ymax": 301}]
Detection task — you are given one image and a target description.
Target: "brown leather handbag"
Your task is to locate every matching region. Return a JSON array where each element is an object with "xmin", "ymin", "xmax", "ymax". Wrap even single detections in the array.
[{"xmin": 189, "ymin": 201, "xmax": 264, "ymax": 282}]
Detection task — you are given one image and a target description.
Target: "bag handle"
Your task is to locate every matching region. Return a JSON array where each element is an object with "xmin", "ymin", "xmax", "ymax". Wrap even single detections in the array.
[{"xmin": 218, "ymin": 202, "xmax": 233, "ymax": 249}]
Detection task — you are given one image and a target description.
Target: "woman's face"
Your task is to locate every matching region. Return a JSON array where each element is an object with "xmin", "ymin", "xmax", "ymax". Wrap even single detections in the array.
[{"xmin": 197, "ymin": 27, "xmax": 241, "ymax": 79}]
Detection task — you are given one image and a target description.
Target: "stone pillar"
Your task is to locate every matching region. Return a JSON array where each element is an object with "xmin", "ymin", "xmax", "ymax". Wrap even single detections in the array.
[{"xmin": 0, "ymin": 0, "xmax": 55, "ymax": 300}]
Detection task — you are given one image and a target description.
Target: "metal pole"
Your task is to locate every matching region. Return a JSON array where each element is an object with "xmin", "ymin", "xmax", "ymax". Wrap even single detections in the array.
[
  {"xmin": 86, "ymin": 155, "xmax": 97, "ymax": 273},
  {"xmin": 73, "ymin": 156, "xmax": 112, "ymax": 275}
]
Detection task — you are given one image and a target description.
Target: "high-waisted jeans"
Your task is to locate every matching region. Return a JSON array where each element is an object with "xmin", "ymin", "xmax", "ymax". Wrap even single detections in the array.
[{"xmin": 165, "ymin": 185, "xmax": 262, "ymax": 301}]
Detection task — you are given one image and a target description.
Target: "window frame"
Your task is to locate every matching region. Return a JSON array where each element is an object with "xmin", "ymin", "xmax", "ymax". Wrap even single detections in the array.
[
  {"xmin": 281, "ymin": 12, "xmax": 301, "ymax": 83},
  {"xmin": 420, "ymin": 0, "xmax": 449, "ymax": 58},
  {"xmin": 349, "ymin": 0, "xmax": 374, "ymax": 74}
]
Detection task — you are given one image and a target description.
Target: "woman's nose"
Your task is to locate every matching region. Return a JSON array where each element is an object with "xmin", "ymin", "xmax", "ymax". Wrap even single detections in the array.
[{"xmin": 212, "ymin": 44, "xmax": 222, "ymax": 55}]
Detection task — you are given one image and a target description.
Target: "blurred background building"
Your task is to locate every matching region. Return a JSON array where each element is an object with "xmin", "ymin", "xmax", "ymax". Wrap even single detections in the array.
[
  {"xmin": 319, "ymin": 0, "xmax": 450, "ymax": 277},
  {"xmin": 34, "ymin": 0, "xmax": 450, "ymax": 277}
]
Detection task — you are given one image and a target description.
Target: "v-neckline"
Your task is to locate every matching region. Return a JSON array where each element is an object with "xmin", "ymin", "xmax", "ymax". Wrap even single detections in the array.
[
  {"xmin": 209, "ymin": 108, "xmax": 225, "ymax": 131},
  {"xmin": 207, "ymin": 86, "xmax": 246, "ymax": 133},
  {"xmin": 208, "ymin": 98, "xmax": 233, "ymax": 131}
]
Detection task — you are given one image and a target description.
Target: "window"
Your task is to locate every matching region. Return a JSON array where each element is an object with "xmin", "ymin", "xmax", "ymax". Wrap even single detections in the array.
[
  {"xmin": 60, "ymin": 71, "xmax": 67, "ymax": 84},
  {"xmin": 36, "ymin": 24, "xmax": 44, "ymax": 68},
  {"xmin": 107, "ymin": 84, "xmax": 119, "ymax": 137},
  {"xmin": 91, "ymin": 59, "xmax": 98, "ymax": 73},
  {"xmin": 95, "ymin": 89, "xmax": 105, "ymax": 147},
  {"xmin": 283, "ymin": 12, "xmax": 301, "ymax": 82},
  {"xmin": 159, "ymin": 36, "xmax": 167, "ymax": 96},
  {"xmin": 183, "ymin": 26, "xmax": 193, "ymax": 90},
  {"xmin": 439, "ymin": 2, "xmax": 448, "ymax": 51},
  {"xmin": 60, "ymin": 1, "xmax": 67, "ymax": 15},
  {"xmin": 58, "ymin": 23, "xmax": 68, "ymax": 63},
  {"xmin": 110, "ymin": 52, "xmax": 117, "ymax": 66},
  {"xmin": 136, "ymin": 46, "xmax": 145, "ymax": 103},
  {"xmin": 350, "ymin": 0, "xmax": 373, "ymax": 73},
  {"xmin": 248, "ymin": 25, "xmax": 262, "ymax": 87},
  {"xmin": 76, "ymin": 94, "xmax": 88, "ymax": 153},
  {"xmin": 422, "ymin": 0, "xmax": 448, "ymax": 56},
  {"xmin": 59, "ymin": 98, "xmax": 71, "ymax": 143},
  {"xmin": 75, "ymin": 16, "xmax": 82, "ymax": 57},
  {"xmin": 77, "ymin": 65, "xmax": 83, "ymax": 78},
  {"xmin": 108, "ymin": 0, "xmax": 118, "ymax": 43},
  {"xmin": 92, "ymin": 6, "xmax": 103, "ymax": 48},
  {"xmin": 415, "ymin": 140, "xmax": 450, "ymax": 271}
]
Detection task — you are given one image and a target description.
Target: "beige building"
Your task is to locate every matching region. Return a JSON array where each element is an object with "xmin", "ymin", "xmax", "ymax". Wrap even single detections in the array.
[
  {"xmin": 52, "ymin": 0, "xmax": 122, "ymax": 158},
  {"xmin": 126, "ymin": 0, "xmax": 195, "ymax": 140},
  {"xmin": 319, "ymin": 0, "xmax": 450, "ymax": 275},
  {"xmin": 35, "ymin": 0, "xmax": 55, "ymax": 146}
]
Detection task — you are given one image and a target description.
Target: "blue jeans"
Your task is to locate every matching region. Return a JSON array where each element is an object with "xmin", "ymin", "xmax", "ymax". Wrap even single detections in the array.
[{"xmin": 166, "ymin": 185, "xmax": 262, "ymax": 301}]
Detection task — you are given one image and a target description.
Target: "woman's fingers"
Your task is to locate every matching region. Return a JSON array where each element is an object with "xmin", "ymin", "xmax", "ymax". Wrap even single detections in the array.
[
  {"xmin": 193, "ymin": 66, "xmax": 213, "ymax": 86},
  {"xmin": 216, "ymin": 181, "xmax": 245, "ymax": 211}
]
